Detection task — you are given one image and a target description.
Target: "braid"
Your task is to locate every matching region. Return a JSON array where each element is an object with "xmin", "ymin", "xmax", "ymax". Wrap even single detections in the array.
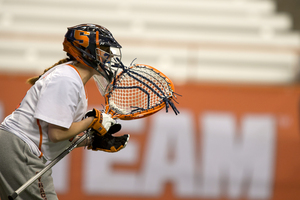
[{"xmin": 27, "ymin": 57, "xmax": 73, "ymax": 85}]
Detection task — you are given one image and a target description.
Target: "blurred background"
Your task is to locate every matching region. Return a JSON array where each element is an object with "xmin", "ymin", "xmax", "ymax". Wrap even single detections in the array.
[
  {"xmin": 0, "ymin": 0, "xmax": 300, "ymax": 200},
  {"xmin": 0, "ymin": 0, "xmax": 300, "ymax": 84}
]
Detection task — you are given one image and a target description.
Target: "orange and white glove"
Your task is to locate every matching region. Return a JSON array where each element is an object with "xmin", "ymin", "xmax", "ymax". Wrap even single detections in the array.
[{"xmin": 85, "ymin": 108, "xmax": 116, "ymax": 136}]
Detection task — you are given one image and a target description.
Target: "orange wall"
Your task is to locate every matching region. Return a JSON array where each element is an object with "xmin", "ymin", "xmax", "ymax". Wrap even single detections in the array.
[{"xmin": 1, "ymin": 74, "xmax": 300, "ymax": 200}]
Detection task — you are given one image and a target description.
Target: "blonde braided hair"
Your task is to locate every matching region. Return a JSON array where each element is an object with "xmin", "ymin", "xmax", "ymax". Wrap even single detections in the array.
[{"xmin": 27, "ymin": 58, "xmax": 72, "ymax": 85}]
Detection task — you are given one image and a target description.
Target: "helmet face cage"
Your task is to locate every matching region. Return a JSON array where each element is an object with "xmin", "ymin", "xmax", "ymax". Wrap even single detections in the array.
[
  {"xmin": 96, "ymin": 46, "xmax": 122, "ymax": 77},
  {"xmin": 63, "ymin": 24, "xmax": 122, "ymax": 85},
  {"xmin": 94, "ymin": 47, "xmax": 122, "ymax": 95}
]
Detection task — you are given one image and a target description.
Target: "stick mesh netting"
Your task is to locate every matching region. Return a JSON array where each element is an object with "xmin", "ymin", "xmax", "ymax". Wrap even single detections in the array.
[{"xmin": 108, "ymin": 66, "xmax": 171, "ymax": 115}]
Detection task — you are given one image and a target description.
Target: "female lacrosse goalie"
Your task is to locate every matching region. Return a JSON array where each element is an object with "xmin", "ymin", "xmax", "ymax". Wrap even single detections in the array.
[{"xmin": 0, "ymin": 24, "xmax": 129, "ymax": 200}]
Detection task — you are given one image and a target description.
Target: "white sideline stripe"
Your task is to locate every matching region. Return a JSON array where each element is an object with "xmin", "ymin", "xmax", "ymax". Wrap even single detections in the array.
[
  {"xmin": 0, "ymin": 59, "xmax": 295, "ymax": 85},
  {"xmin": 0, "ymin": 4, "xmax": 290, "ymax": 30},
  {"xmin": 3, "ymin": 0, "xmax": 276, "ymax": 15},
  {"xmin": 0, "ymin": 39, "xmax": 298, "ymax": 65},
  {"xmin": 193, "ymin": 64, "xmax": 296, "ymax": 83},
  {"xmin": 0, "ymin": 26, "xmax": 299, "ymax": 48}
]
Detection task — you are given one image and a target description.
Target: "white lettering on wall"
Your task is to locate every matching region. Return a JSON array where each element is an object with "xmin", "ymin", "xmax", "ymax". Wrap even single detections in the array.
[
  {"xmin": 200, "ymin": 113, "xmax": 276, "ymax": 199},
  {"xmin": 83, "ymin": 141, "xmax": 140, "ymax": 195},
  {"xmin": 141, "ymin": 110, "xmax": 196, "ymax": 197},
  {"xmin": 54, "ymin": 108, "xmax": 276, "ymax": 199}
]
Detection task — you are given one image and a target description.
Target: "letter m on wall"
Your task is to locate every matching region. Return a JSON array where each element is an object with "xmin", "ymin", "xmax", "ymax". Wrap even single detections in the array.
[{"xmin": 200, "ymin": 113, "xmax": 276, "ymax": 199}]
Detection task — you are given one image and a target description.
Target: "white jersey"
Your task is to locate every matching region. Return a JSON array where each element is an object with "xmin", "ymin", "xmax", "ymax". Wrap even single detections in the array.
[{"xmin": 0, "ymin": 62, "xmax": 88, "ymax": 161}]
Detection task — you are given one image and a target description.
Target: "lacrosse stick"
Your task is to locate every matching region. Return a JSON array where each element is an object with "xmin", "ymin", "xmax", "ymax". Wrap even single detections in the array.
[
  {"xmin": 9, "ymin": 62, "xmax": 179, "ymax": 199},
  {"xmin": 102, "ymin": 62, "xmax": 180, "ymax": 120}
]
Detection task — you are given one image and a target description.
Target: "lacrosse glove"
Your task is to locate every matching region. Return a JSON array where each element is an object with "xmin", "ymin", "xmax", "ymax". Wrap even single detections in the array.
[
  {"xmin": 85, "ymin": 108, "xmax": 116, "ymax": 136},
  {"xmin": 88, "ymin": 124, "xmax": 130, "ymax": 153}
]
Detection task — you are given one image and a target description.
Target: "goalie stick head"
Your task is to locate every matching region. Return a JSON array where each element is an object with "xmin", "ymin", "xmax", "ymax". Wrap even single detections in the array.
[{"xmin": 104, "ymin": 63, "xmax": 180, "ymax": 120}]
